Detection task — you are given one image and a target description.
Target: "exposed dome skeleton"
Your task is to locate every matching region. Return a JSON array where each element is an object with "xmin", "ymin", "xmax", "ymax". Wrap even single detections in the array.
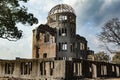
[{"xmin": 48, "ymin": 4, "xmax": 75, "ymax": 15}]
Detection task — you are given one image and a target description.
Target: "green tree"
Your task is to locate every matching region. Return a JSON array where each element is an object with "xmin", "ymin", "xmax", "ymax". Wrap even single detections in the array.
[
  {"xmin": 112, "ymin": 52, "xmax": 120, "ymax": 64},
  {"xmin": 94, "ymin": 52, "xmax": 110, "ymax": 62},
  {"xmin": 0, "ymin": 0, "xmax": 38, "ymax": 41}
]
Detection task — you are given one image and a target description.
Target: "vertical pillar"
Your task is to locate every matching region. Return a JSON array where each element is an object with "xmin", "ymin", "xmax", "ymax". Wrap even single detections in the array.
[
  {"xmin": 116, "ymin": 66, "xmax": 120, "ymax": 77},
  {"xmin": 73, "ymin": 63, "xmax": 76, "ymax": 76},
  {"xmin": 23, "ymin": 63, "xmax": 24, "ymax": 75},
  {"xmin": 2, "ymin": 63, "xmax": 5, "ymax": 76},
  {"xmin": 104, "ymin": 65, "xmax": 107, "ymax": 76},
  {"xmin": 27, "ymin": 63, "xmax": 29, "ymax": 75},
  {"xmin": 0, "ymin": 63, "xmax": 2, "ymax": 77},
  {"xmin": 80, "ymin": 63, "xmax": 82, "ymax": 76},
  {"xmin": 92, "ymin": 63, "xmax": 97, "ymax": 78},
  {"xmin": 38, "ymin": 62, "xmax": 40, "ymax": 76},
  {"xmin": 32, "ymin": 60, "xmax": 38, "ymax": 77},
  {"xmin": 45, "ymin": 62, "xmax": 50, "ymax": 76},
  {"xmin": 78, "ymin": 63, "xmax": 80, "ymax": 76},
  {"xmin": 13, "ymin": 61, "xmax": 20, "ymax": 77}
]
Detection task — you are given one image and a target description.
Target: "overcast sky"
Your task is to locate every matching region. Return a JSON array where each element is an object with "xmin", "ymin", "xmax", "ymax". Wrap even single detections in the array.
[{"xmin": 0, "ymin": 0, "xmax": 120, "ymax": 59}]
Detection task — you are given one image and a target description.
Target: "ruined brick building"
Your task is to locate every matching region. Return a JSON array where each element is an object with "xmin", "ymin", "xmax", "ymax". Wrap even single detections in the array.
[
  {"xmin": 0, "ymin": 4, "xmax": 120, "ymax": 80},
  {"xmin": 32, "ymin": 4, "xmax": 94, "ymax": 60}
]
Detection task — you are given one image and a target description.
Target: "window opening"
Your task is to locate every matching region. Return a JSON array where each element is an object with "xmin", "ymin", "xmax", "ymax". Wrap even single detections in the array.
[
  {"xmin": 5, "ymin": 63, "xmax": 14, "ymax": 74},
  {"xmin": 36, "ymin": 46, "xmax": 39, "ymax": 58},
  {"xmin": 59, "ymin": 15, "xmax": 67, "ymax": 21},
  {"xmin": 59, "ymin": 28, "xmax": 67, "ymax": 36},
  {"xmin": 43, "ymin": 53, "xmax": 47, "ymax": 58},
  {"xmin": 20, "ymin": 62, "xmax": 32, "ymax": 75},
  {"xmin": 59, "ymin": 42, "xmax": 67, "ymax": 51},
  {"xmin": 44, "ymin": 32, "xmax": 49, "ymax": 42},
  {"xmin": 62, "ymin": 43, "xmax": 67, "ymax": 50}
]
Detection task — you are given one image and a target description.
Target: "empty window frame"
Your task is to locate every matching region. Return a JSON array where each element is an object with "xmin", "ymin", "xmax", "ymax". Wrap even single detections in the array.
[
  {"xmin": 70, "ymin": 16, "xmax": 75, "ymax": 23},
  {"xmin": 43, "ymin": 53, "xmax": 47, "ymax": 58},
  {"xmin": 70, "ymin": 43, "xmax": 75, "ymax": 52},
  {"xmin": 40, "ymin": 62, "xmax": 43, "ymax": 75},
  {"xmin": 40, "ymin": 62, "xmax": 46, "ymax": 75},
  {"xmin": 112, "ymin": 66, "xmax": 115, "ymax": 72},
  {"xmin": 36, "ymin": 46, "xmax": 39, "ymax": 58},
  {"xmin": 50, "ymin": 69, "xmax": 53, "ymax": 75},
  {"xmin": 62, "ymin": 43, "xmax": 67, "ymax": 50},
  {"xmin": 70, "ymin": 44, "xmax": 73, "ymax": 52},
  {"xmin": 50, "ymin": 62, "xmax": 54, "ymax": 75},
  {"xmin": 101, "ymin": 65, "xmax": 107, "ymax": 75},
  {"xmin": 59, "ymin": 42, "xmax": 67, "ymax": 51},
  {"xmin": 5, "ymin": 63, "xmax": 14, "ymax": 74},
  {"xmin": 59, "ymin": 15, "xmax": 67, "ymax": 21},
  {"xmin": 20, "ymin": 62, "xmax": 32, "ymax": 75},
  {"xmin": 59, "ymin": 28, "xmax": 67, "ymax": 36},
  {"xmin": 44, "ymin": 32, "xmax": 50, "ymax": 42},
  {"xmin": 50, "ymin": 37, "xmax": 55, "ymax": 43},
  {"xmin": 62, "ymin": 28, "xmax": 67, "ymax": 36},
  {"xmin": 80, "ymin": 43, "xmax": 85, "ymax": 50}
]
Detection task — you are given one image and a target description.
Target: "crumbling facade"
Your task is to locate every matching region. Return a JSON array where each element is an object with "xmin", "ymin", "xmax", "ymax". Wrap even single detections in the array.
[
  {"xmin": 32, "ymin": 4, "xmax": 94, "ymax": 60},
  {"xmin": 0, "ymin": 58, "xmax": 120, "ymax": 80},
  {"xmin": 0, "ymin": 4, "xmax": 120, "ymax": 80}
]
